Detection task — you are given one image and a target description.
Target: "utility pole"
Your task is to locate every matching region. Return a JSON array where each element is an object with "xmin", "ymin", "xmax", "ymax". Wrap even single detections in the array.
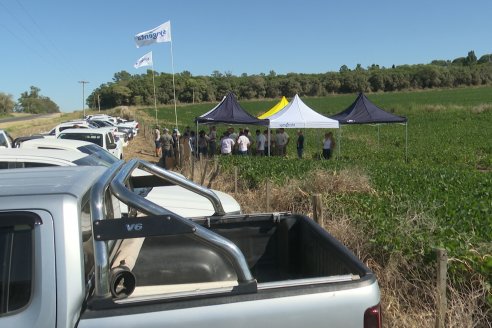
[{"xmin": 78, "ymin": 80, "xmax": 89, "ymax": 118}]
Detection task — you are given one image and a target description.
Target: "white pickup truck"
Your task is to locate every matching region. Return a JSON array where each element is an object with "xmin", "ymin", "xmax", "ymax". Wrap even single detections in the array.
[
  {"xmin": 0, "ymin": 159, "xmax": 381, "ymax": 328},
  {"xmin": 58, "ymin": 128, "xmax": 124, "ymax": 159}
]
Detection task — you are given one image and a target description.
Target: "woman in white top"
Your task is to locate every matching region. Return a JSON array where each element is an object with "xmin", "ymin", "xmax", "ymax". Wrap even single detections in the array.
[
  {"xmin": 154, "ymin": 126, "xmax": 161, "ymax": 157},
  {"xmin": 322, "ymin": 132, "xmax": 335, "ymax": 160}
]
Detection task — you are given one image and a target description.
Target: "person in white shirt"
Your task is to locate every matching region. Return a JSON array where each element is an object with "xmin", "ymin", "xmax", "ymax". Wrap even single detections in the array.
[
  {"xmin": 255, "ymin": 129, "xmax": 266, "ymax": 156},
  {"xmin": 154, "ymin": 126, "xmax": 161, "ymax": 157},
  {"xmin": 236, "ymin": 131, "xmax": 250, "ymax": 155},
  {"xmin": 277, "ymin": 128, "xmax": 290, "ymax": 156},
  {"xmin": 322, "ymin": 131, "xmax": 335, "ymax": 159},
  {"xmin": 221, "ymin": 132, "xmax": 235, "ymax": 155}
]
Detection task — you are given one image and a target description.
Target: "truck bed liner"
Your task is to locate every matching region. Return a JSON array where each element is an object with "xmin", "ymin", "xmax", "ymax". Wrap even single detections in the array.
[{"xmin": 130, "ymin": 214, "xmax": 369, "ymax": 289}]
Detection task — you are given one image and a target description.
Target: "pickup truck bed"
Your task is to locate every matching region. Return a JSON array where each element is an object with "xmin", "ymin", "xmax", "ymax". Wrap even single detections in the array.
[
  {"xmin": 131, "ymin": 213, "xmax": 369, "ymax": 286},
  {"xmin": 79, "ymin": 211, "xmax": 378, "ymax": 328}
]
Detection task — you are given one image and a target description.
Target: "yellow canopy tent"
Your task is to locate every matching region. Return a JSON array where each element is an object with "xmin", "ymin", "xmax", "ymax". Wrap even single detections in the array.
[{"xmin": 258, "ymin": 96, "xmax": 289, "ymax": 119}]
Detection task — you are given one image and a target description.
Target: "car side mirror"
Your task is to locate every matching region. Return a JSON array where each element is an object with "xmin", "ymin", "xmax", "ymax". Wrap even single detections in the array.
[{"xmin": 108, "ymin": 143, "xmax": 117, "ymax": 150}]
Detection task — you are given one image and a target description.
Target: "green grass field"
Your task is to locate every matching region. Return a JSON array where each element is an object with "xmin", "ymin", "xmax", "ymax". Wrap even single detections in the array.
[{"xmin": 145, "ymin": 86, "xmax": 492, "ymax": 284}]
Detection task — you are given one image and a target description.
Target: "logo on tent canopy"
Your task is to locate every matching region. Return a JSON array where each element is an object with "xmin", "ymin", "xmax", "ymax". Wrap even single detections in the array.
[{"xmin": 280, "ymin": 123, "xmax": 296, "ymax": 128}]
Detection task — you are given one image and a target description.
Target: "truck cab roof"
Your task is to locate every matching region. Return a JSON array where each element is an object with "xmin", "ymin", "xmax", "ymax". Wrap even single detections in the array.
[{"xmin": 0, "ymin": 166, "xmax": 107, "ymax": 198}]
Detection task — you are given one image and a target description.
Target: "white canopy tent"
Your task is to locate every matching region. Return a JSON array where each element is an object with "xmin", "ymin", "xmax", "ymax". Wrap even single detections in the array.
[
  {"xmin": 262, "ymin": 94, "xmax": 339, "ymax": 156},
  {"xmin": 267, "ymin": 94, "xmax": 340, "ymax": 129}
]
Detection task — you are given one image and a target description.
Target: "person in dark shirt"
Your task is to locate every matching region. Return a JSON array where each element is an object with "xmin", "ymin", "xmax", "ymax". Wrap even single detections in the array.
[{"xmin": 297, "ymin": 130, "xmax": 304, "ymax": 159}]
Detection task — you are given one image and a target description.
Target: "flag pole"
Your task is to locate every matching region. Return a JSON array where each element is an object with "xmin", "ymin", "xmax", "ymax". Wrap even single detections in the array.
[
  {"xmin": 169, "ymin": 25, "xmax": 180, "ymax": 160},
  {"xmin": 151, "ymin": 59, "xmax": 158, "ymax": 125},
  {"xmin": 170, "ymin": 38, "xmax": 178, "ymax": 130}
]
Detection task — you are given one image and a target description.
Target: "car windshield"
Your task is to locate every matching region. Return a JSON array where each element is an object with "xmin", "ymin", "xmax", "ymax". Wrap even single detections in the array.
[
  {"xmin": 76, "ymin": 144, "xmax": 119, "ymax": 165},
  {"xmin": 72, "ymin": 154, "xmax": 114, "ymax": 167},
  {"xmin": 59, "ymin": 132, "xmax": 103, "ymax": 147},
  {"xmin": 88, "ymin": 120, "xmax": 104, "ymax": 128},
  {"xmin": 93, "ymin": 120, "xmax": 112, "ymax": 127}
]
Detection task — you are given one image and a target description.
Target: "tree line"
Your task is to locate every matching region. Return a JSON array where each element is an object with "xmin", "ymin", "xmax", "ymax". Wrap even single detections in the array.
[
  {"xmin": 1, "ymin": 51, "xmax": 490, "ymax": 114},
  {"xmin": 86, "ymin": 51, "xmax": 492, "ymax": 110},
  {"xmin": 0, "ymin": 86, "xmax": 59, "ymax": 114}
]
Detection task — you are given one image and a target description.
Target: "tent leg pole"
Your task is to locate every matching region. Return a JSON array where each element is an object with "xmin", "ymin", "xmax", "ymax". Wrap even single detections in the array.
[
  {"xmin": 405, "ymin": 122, "xmax": 408, "ymax": 163},
  {"xmin": 378, "ymin": 124, "xmax": 380, "ymax": 150},
  {"xmin": 196, "ymin": 122, "xmax": 199, "ymax": 158},
  {"xmin": 268, "ymin": 128, "xmax": 271, "ymax": 157},
  {"xmin": 338, "ymin": 126, "xmax": 342, "ymax": 159}
]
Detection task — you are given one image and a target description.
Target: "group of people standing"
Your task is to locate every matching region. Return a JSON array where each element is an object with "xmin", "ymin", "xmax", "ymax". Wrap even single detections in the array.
[
  {"xmin": 153, "ymin": 126, "xmax": 181, "ymax": 167},
  {"xmin": 154, "ymin": 125, "xmax": 336, "ymax": 164},
  {"xmin": 218, "ymin": 127, "xmax": 292, "ymax": 157},
  {"xmin": 295, "ymin": 130, "xmax": 335, "ymax": 159}
]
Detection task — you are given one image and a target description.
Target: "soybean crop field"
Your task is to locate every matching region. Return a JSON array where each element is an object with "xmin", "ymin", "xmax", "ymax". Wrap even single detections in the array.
[{"xmin": 146, "ymin": 86, "xmax": 492, "ymax": 285}]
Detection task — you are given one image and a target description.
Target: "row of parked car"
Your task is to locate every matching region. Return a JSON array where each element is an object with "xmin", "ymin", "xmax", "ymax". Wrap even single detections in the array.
[
  {"xmin": 45, "ymin": 114, "xmax": 140, "ymax": 159},
  {"xmin": 0, "ymin": 114, "xmax": 242, "ymax": 217},
  {"xmin": 1, "ymin": 114, "xmax": 139, "ymax": 159}
]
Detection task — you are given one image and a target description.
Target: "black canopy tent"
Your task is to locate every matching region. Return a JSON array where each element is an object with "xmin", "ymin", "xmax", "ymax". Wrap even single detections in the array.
[
  {"xmin": 330, "ymin": 93, "xmax": 408, "ymax": 161},
  {"xmin": 194, "ymin": 92, "xmax": 269, "ymax": 155},
  {"xmin": 195, "ymin": 92, "xmax": 269, "ymax": 126}
]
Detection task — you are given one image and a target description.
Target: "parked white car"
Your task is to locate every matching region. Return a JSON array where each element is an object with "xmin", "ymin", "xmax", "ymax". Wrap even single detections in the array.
[
  {"xmin": 87, "ymin": 114, "xmax": 138, "ymax": 136},
  {"xmin": 44, "ymin": 120, "xmax": 98, "ymax": 137},
  {"xmin": 19, "ymin": 138, "xmax": 119, "ymax": 162},
  {"xmin": 0, "ymin": 148, "xmax": 114, "ymax": 168},
  {"xmin": 58, "ymin": 127, "xmax": 123, "ymax": 159},
  {"xmin": 3, "ymin": 144, "xmax": 241, "ymax": 217},
  {"xmin": 87, "ymin": 114, "xmax": 118, "ymax": 124}
]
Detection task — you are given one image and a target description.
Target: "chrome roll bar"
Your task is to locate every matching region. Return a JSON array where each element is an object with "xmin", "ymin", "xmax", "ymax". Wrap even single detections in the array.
[
  {"xmin": 91, "ymin": 160, "xmax": 126, "ymax": 298},
  {"xmin": 134, "ymin": 159, "xmax": 226, "ymax": 216},
  {"xmin": 93, "ymin": 159, "xmax": 253, "ymax": 298}
]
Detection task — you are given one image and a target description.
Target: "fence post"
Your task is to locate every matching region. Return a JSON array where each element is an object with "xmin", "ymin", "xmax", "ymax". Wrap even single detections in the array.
[
  {"xmin": 435, "ymin": 248, "xmax": 448, "ymax": 328},
  {"xmin": 266, "ymin": 180, "xmax": 271, "ymax": 212},
  {"xmin": 312, "ymin": 194, "xmax": 324, "ymax": 229},
  {"xmin": 200, "ymin": 158, "xmax": 209, "ymax": 186},
  {"xmin": 234, "ymin": 166, "xmax": 238, "ymax": 194},
  {"xmin": 191, "ymin": 157, "xmax": 195, "ymax": 182},
  {"xmin": 207, "ymin": 157, "xmax": 220, "ymax": 189}
]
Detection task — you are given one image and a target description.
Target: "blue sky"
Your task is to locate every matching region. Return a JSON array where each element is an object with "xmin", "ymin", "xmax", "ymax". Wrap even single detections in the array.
[{"xmin": 1, "ymin": 0, "xmax": 491, "ymax": 112}]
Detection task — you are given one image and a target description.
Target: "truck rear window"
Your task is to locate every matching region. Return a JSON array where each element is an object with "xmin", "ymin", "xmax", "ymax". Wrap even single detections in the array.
[{"xmin": 0, "ymin": 213, "xmax": 37, "ymax": 316}]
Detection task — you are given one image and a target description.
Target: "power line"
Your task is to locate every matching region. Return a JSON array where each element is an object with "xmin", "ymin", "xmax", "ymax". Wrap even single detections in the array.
[
  {"xmin": 14, "ymin": 0, "xmax": 79, "ymax": 77},
  {"xmin": 0, "ymin": 14, "xmax": 53, "ymax": 67},
  {"xmin": 78, "ymin": 81, "xmax": 89, "ymax": 118},
  {"xmin": 0, "ymin": 1, "xmax": 78, "ymax": 78}
]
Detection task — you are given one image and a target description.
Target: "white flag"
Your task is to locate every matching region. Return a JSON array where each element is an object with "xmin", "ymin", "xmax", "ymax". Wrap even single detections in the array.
[
  {"xmin": 134, "ymin": 51, "xmax": 153, "ymax": 69},
  {"xmin": 134, "ymin": 21, "xmax": 171, "ymax": 48}
]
